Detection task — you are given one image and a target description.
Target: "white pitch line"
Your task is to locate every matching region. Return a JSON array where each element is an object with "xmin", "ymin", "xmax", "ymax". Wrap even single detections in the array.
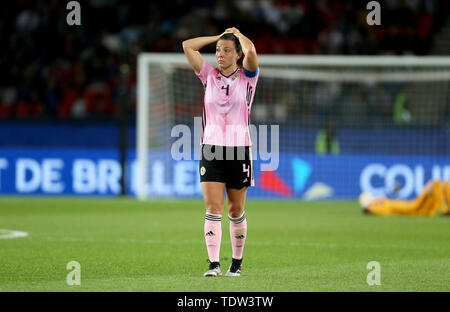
[{"xmin": 0, "ymin": 229, "xmax": 29, "ymax": 239}]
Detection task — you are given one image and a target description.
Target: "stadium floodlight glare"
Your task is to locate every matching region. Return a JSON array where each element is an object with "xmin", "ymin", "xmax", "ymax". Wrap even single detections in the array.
[{"xmin": 137, "ymin": 54, "xmax": 450, "ymax": 200}]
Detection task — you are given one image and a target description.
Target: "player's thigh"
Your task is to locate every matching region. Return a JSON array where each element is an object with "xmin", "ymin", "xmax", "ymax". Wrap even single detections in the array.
[
  {"xmin": 202, "ymin": 182, "xmax": 226, "ymax": 214},
  {"xmin": 224, "ymin": 146, "xmax": 253, "ymax": 190},
  {"xmin": 226, "ymin": 187, "xmax": 248, "ymax": 218},
  {"xmin": 199, "ymin": 145, "xmax": 227, "ymax": 183}
]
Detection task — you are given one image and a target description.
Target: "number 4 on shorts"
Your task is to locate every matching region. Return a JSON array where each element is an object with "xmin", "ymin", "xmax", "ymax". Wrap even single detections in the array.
[{"xmin": 243, "ymin": 164, "xmax": 250, "ymax": 177}]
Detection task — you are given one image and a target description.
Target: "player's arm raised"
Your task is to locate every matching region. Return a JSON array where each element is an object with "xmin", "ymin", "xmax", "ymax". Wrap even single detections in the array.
[
  {"xmin": 231, "ymin": 28, "xmax": 258, "ymax": 72},
  {"xmin": 182, "ymin": 33, "xmax": 225, "ymax": 73}
]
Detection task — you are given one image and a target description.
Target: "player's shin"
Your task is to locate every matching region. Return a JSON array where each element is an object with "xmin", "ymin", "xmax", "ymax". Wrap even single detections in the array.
[
  {"xmin": 229, "ymin": 212, "xmax": 247, "ymax": 260},
  {"xmin": 204, "ymin": 213, "xmax": 222, "ymax": 263}
]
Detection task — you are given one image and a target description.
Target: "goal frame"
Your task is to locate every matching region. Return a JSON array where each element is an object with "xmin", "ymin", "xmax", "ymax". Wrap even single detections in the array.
[{"xmin": 136, "ymin": 53, "xmax": 450, "ymax": 200}]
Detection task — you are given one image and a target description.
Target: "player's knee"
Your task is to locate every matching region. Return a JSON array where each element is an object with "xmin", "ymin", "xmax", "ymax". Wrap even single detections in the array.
[
  {"xmin": 205, "ymin": 202, "xmax": 223, "ymax": 215},
  {"xmin": 228, "ymin": 203, "xmax": 244, "ymax": 218}
]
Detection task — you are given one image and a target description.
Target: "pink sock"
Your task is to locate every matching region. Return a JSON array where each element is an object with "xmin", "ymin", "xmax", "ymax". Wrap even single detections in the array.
[
  {"xmin": 229, "ymin": 212, "xmax": 247, "ymax": 260},
  {"xmin": 204, "ymin": 213, "xmax": 222, "ymax": 262}
]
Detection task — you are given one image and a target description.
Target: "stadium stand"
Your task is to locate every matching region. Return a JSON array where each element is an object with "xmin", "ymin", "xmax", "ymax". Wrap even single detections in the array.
[{"xmin": 0, "ymin": 0, "xmax": 448, "ymax": 123}]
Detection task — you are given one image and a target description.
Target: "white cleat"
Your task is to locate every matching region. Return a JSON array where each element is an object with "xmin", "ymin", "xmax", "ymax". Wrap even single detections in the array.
[
  {"xmin": 225, "ymin": 260, "xmax": 242, "ymax": 276},
  {"xmin": 203, "ymin": 263, "xmax": 222, "ymax": 277},
  {"xmin": 225, "ymin": 268, "xmax": 241, "ymax": 277}
]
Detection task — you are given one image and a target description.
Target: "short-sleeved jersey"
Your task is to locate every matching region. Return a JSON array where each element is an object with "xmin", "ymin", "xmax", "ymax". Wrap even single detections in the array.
[{"xmin": 196, "ymin": 58, "xmax": 259, "ymax": 147}]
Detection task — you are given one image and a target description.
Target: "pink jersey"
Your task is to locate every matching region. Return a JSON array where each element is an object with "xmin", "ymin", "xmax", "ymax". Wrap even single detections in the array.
[{"xmin": 196, "ymin": 58, "xmax": 259, "ymax": 147}]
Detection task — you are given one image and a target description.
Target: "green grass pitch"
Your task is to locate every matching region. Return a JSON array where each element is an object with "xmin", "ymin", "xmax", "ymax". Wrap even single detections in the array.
[{"xmin": 0, "ymin": 197, "xmax": 448, "ymax": 292}]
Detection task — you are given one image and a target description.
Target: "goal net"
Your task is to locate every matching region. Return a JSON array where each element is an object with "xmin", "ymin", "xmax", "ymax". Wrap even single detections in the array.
[{"xmin": 136, "ymin": 54, "xmax": 450, "ymax": 200}]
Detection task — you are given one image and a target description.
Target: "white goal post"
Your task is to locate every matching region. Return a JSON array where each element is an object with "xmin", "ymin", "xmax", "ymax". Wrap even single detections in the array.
[{"xmin": 136, "ymin": 53, "xmax": 450, "ymax": 200}]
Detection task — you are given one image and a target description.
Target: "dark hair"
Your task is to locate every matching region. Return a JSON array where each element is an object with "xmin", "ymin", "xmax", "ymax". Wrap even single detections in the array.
[{"xmin": 218, "ymin": 33, "xmax": 244, "ymax": 67}]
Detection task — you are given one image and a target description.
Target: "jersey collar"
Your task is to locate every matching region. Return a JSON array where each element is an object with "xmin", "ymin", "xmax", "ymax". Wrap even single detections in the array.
[{"xmin": 218, "ymin": 67, "xmax": 240, "ymax": 78}]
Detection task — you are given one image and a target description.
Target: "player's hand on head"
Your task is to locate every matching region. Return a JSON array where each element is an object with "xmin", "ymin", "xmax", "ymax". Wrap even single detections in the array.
[
  {"xmin": 222, "ymin": 28, "xmax": 240, "ymax": 35},
  {"xmin": 230, "ymin": 27, "xmax": 240, "ymax": 34},
  {"xmin": 219, "ymin": 28, "xmax": 232, "ymax": 38}
]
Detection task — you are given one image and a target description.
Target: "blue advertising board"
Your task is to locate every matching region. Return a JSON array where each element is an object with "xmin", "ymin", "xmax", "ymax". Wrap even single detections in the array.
[{"xmin": 0, "ymin": 148, "xmax": 449, "ymax": 200}]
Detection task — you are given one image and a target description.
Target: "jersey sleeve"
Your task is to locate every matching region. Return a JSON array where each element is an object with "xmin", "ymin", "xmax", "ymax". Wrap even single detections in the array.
[{"xmin": 195, "ymin": 58, "xmax": 215, "ymax": 86}]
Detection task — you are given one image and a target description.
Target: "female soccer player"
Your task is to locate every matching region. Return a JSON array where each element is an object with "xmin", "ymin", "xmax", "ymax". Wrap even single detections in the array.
[
  {"xmin": 359, "ymin": 180, "xmax": 450, "ymax": 217},
  {"xmin": 182, "ymin": 27, "xmax": 259, "ymax": 277}
]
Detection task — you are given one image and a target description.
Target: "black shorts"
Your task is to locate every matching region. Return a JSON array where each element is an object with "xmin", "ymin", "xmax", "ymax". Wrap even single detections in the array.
[{"xmin": 199, "ymin": 144, "xmax": 254, "ymax": 189}]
